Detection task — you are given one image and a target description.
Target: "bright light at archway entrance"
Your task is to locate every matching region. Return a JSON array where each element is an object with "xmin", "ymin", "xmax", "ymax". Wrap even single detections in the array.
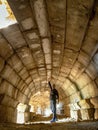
[
  {"xmin": 17, "ymin": 103, "xmax": 26, "ymax": 124},
  {"xmin": 0, "ymin": 0, "xmax": 17, "ymax": 28}
]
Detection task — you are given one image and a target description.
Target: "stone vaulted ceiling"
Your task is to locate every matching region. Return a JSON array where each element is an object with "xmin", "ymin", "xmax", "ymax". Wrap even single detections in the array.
[{"xmin": 0, "ymin": 0, "xmax": 98, "ymax": 122}]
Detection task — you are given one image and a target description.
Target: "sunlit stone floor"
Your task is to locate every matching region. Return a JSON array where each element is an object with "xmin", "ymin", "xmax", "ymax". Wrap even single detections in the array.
[{"xmin": 26, "ymin": 117, "xmax": 76, "ymax": 124}]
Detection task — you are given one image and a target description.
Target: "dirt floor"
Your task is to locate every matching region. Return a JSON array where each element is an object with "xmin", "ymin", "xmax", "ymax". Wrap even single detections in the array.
[{"xmin": 0, "ymin": 119, "xmax": 98, "ymax": 130}]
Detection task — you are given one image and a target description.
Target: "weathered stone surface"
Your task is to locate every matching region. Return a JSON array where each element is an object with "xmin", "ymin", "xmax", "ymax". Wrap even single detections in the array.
[
  {"xmin": 79, "ymin": 99, "xmax": 94, "ymax": 109},
  {"xmin": 70, "ymin": 61, "xmax": 85, "ymax": 79},
  {"xmin": 0, "ymin": 0, "xmax": 98, "ymax": 123},
  {"xmin": 16, "ymin": 47, "xmax": 36, "ymax": 70},
  {"xmin": 24, "ymin": 88, "xmax": 30, "ymax": 96},
  {"xmin": 62, "ymin": 78, "xmax": 72, "ymax": 90},
  {"xmin": 0, "ymin": 34, "xmax": 13, "ymax": 59},
  {"xmin": 8, "ymin": 0, "xmax": 36, "ymax": 31},
  {"xmin": 90, "ymin": 97, "xmax": 98, "ymax": 108},
  {"xmin": 0, "ymin": 80, "xmax": 15, "ymax": 98},
  {"xmin": 95, "ymin": 108, "xmax": 98, "ymax": 119},
  {"xmin": 0, "ymin": 77, "xmax": 2, "ymax": 84},
  {"xmin": 51, "ymin": 26, "xmax": 65, "ymax": 43},
  {"xmin": 7, "ymin": 54, "xmax": 23, "ymax": 72},
  {"xmin": 70, "ymin": 92, "xmax": 82, "ymax": 103},
  {"xmin": 86, "ymin": 61, "xmax": 98, "ymax": 80},
  {"xmin": 76, "ymin": 73, "xmax": 92, "ymax": 90},
  {"xmin": 17, "ymin": 92, "xmax": 29, "ymax": 104},
  {"xmin": 33, "ymin": 0, "xmax": 50, "ymax": 37},
  {"xmin": 82, "ymin": 1, "xmax": 98, "ymax": 56},
  {"xmin": 21, "ymin": 18, "xmax": 35, "ymax": 30},
  {"xmin": 0, "ymin": 105, "xmax": 16, "ymax": 123},
  {"xmin": 0, "ymin": 65, "xmax": 20, "ymax": 86},
  {"xmin": 1, "ymin": 94, "xmax": 17, "ymax": 107},
  {"xmin": 1, "ymin": 24, "xmax": 26, "ymax": 49},
  {"xmin": 25, "ymin": 77, "xmax": 32, "ymax": 85},
  {"xmin": 46, "ymin": 0, "xmax": 66, "ymax": 28},
  {"xmin": 17, "ymin": 80, "xmax": 24, "ymax": 90},
  {"xmin": 66, "ymin": 0, "xmax": 94, "ymax": 51},
  {"xmin": 19, "ymin": 67, "xmax": 29, "ymax": 80},
  {"xmin": 78, "ymin": 51, "xmax": 90, "ymax": 66},
  {"xmin": 95, "ymin": 77, "xmax": 98, "ymax": 87},
  {"xmin": 42, "ymin": 38, "xmax": 51, "ymax": 54},
  {"xmin": 81, "ymin": 82, "xmax": 98, "ymax": 99},
  {"xmin": 80, "ymin": 108, "xmax": 95, "ymax": 120},
  {"xmin": 0, "ymin": 57, "xmax": 5, "ymax": 72}
]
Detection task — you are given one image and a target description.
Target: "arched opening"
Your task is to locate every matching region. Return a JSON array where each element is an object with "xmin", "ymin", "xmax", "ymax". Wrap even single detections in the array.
[
  {"xmin": 17, "ymin": 103, "xmax": 31, "ymax": 124},
  {"xmin": 29, "ymin": 90, "xmax": 65, "ymax": 122},
  {"xmin": 17, "ymin": 103, "xmax": 26, "ymax": 124},
  {"xmin": 29, "ymin": 91, "xmax": 51, "ymax": 116}
]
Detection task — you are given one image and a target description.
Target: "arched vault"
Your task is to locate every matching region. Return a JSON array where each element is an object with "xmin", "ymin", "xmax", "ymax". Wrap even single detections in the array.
[{"xmin": 0, "ymin": 0, "xmax": 98, "ymax": 122}]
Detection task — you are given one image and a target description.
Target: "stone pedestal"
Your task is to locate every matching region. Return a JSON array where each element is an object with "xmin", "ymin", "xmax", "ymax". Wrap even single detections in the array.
[
  {"xmin": 24, "ymin": 112, "xmax": 30, "ymax": 122},
  {"xmin": 95, "ymin": 108, "xmax": 98, "ymax": 120}
]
